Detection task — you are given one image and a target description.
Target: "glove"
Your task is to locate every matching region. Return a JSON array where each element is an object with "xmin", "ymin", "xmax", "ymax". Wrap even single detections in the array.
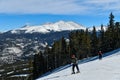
[{"xmin": 71, "ymin": 63, "xmax": 73, "ymax": 65}]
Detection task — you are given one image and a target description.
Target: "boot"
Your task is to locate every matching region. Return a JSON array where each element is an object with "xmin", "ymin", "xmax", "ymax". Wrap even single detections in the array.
[
  {"xmin": 71, "ymin": 72, "xmax": 75, "ymax": 74},
  {"xmin": 76, "ymin": 71, "xmax": 80, "ymax": 73}
]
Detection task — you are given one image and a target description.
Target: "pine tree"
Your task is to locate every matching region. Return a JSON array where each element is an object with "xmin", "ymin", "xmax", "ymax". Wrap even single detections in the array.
[
  {"xmin": 61, "ymin": 37, "xmax": 70, "ymax": 64},
  {"xmin": 84, "ymin": 28, "xmax": 91, "ymax": 57},
  {"xmin": 52, "ymin": 41, "xmax": 59, "ymax": 68},
  {"xmin": 90, "ymin": 26, "xmax": 98, "ymax": 56},
  {"xmin": 44, "ymin": 44, "xmax": 51, "ymax": 71},
  {"xmin": 69, "ymin": 29, "xmax": 91, "ymax": 59},
  {"xmin": 33, "ymin": 51, "xmax": 45, "ymax": 79},
  {"xmin": 105, "ymin": 12, "xmax": 115, "ymax": 51},
  {"xmin": 109, "ymin": 12, "xmax": 115, "ymax": 29},
  {"xmin": 98, "ymin": 24, "xmax": 105, "ymax": 51},
  {"xmin": 114, "ymin": 22, "xmax": 120, "ymax": 48}
]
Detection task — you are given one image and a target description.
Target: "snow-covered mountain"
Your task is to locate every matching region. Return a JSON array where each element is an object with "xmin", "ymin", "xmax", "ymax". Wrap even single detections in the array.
[
  {"xmin": 10, "ymin": 21, "xmax": 86, "ymax": 34},
  {"xmin": 37, "ymin": 49, "xmax": 120, "ymax": 80}
]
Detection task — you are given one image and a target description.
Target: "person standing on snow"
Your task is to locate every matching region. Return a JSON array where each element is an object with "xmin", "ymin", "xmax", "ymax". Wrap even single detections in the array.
[
  {"xmin": 98, "ymin": 51, "xmax": 102, "ymax": 60},
  {"xmin": 71, "ymin": 54, "xmax": 80, "ymax": 74}
]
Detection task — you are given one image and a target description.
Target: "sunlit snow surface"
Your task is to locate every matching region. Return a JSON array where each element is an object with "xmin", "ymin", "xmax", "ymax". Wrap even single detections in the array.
[
  {"xmin": 11, "ymin": 21, "xmax": 86, "ymax": 34},
  {"xmin": 37, "ymin": 49, "xmax": 120, "ymax": 80}
]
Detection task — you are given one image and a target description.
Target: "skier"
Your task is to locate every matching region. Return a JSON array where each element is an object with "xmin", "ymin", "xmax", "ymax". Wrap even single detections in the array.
[
  {"xmin": 98, "ymin": 50, "xmax": 102, "ymax": 60},
  {"xmin": 71, "ymin": 54, "xmax": 80, "ymax": 74}
]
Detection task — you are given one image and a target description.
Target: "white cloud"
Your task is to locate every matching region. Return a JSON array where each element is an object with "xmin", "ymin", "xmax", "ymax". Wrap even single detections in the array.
[
  {"xmin": 82, "ymin": 0, "xmax": 120, "ymax": 12},
  {"xmin": 0, "ymin": 0, "xmax": 120, "ymax": 15}
]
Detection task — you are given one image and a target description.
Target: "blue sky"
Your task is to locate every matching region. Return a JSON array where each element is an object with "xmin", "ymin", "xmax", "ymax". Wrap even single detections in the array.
[{"xmin": 0, "ymin": 0, "xmax": 120, "ymax": 32}]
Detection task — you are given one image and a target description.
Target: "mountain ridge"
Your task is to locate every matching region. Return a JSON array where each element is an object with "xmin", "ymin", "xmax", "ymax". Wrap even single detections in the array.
[{"xmin": 9, "ymin": 21, "xmax": 86, "ymax": 34}]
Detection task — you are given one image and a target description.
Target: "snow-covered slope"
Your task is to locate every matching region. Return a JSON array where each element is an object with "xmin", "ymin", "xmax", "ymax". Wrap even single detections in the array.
[
  {"xmin": 37, "ymin": 49, "xmax": 120, "ymax": 80},
  {"xmin": 88, "ymin": 26, "xmax": 107, "ymax": 31},
  {"xmin": 0, "ymin": 47, "xmax": 23, "ymax": 63},
  {"xmin": 11, "ymin": 21, "xmax": 86, "ymax": 34}
]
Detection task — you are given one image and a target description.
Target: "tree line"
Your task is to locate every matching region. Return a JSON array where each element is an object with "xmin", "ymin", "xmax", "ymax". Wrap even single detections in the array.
[{"xmin": 33, "ymin": 13, "xmax": 120, "ymax": 79}]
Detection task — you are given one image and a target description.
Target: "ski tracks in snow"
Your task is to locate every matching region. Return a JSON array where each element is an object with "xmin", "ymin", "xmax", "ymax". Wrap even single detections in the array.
[{"xmin": 43, "ymin": 73, "xmax": 80, "ymax": 80}]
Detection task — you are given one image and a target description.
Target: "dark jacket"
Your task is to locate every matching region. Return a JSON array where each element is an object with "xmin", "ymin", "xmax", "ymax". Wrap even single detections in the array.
[{"xmin": 71, "ymin": 57, "xmax": 78, "ymax": 64}]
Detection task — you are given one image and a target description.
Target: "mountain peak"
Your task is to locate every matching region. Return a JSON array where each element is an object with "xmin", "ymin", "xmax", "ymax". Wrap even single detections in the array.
[
  {"xmin": 10, "ymin": 21, "xmax": 86, "ymax": 34},
  {"xmin": 21, "ymin": 24, "xmax": 30, "ymax": 28}
]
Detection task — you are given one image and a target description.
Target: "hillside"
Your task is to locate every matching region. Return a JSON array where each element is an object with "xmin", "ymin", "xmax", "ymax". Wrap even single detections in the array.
[{"xmin": 37, "ymin": 49, "xmax": 120, "ymax": 80}]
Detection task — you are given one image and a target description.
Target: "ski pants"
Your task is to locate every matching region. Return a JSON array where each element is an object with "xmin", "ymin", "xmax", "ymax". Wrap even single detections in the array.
[
  {"xmin": 99, "ymin": 54, "xmax": 102, "ymax": 60},
  {"xmin": 72, "ymin": 64, "xmax": 79, "ymax": 72}
]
